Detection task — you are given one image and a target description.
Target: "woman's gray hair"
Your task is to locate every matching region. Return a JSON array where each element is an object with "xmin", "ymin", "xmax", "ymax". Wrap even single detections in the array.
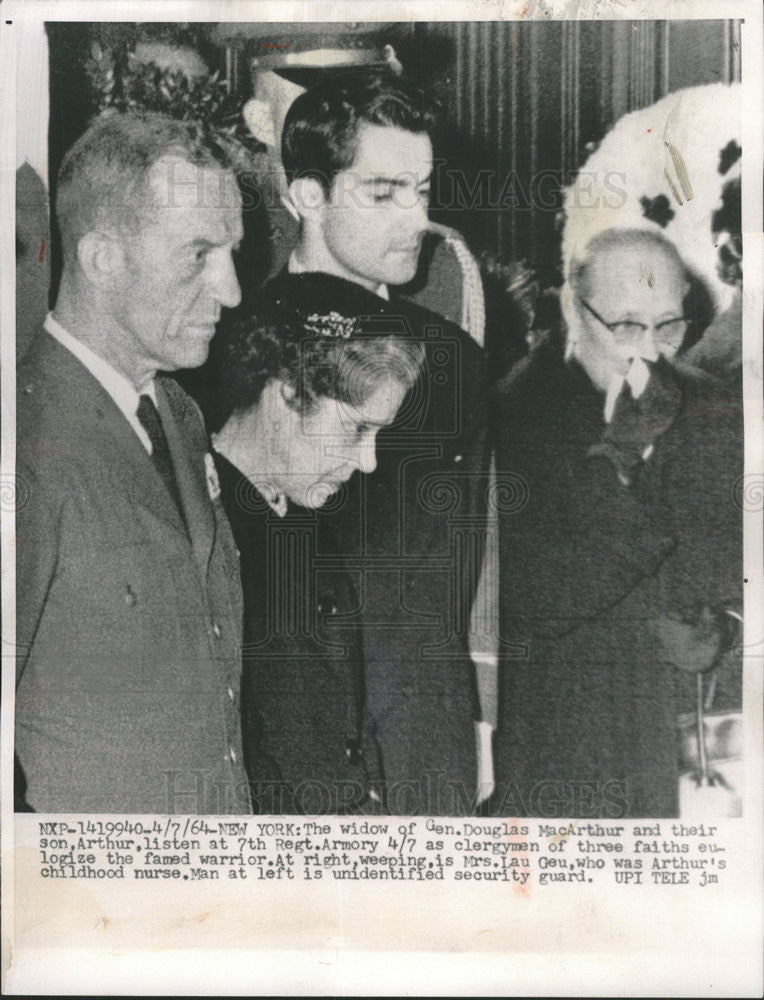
[
  {"xmin": 219, "ymin": 311, "xmax": 425, "ymax": 416},
  {"xmin": 570, "ymin": 228, "xmax": 688, "ymax": 297}
]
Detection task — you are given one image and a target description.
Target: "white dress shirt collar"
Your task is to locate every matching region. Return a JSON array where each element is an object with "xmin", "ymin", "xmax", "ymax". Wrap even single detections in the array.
[{"xmin": 44, "ymin": 313, "xmax": 156, "ymax": 452}]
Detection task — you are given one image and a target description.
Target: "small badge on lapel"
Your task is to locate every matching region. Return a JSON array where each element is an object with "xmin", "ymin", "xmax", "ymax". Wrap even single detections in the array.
[{"xmin": 204, "ymin": 452, "xmax": 221, "ymax": 501}]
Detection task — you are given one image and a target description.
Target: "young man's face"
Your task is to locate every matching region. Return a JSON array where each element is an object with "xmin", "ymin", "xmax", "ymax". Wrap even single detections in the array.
[
  {"xmin": 114, "ymin": 156, "xmax": 243, "ymax": 382},
  {"xmin": 318, "ymin": 123, "xmax": 433, "ymax": 292}
]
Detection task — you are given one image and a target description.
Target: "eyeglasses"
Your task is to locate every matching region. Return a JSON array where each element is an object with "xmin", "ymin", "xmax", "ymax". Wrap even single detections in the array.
[{"xmin": 579, "ymin": 298, "xmax": 689, "ymax": 347}]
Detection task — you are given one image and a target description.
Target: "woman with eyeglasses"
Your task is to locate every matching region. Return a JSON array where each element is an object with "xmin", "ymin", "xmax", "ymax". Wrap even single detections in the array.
[{"xmin": 489, "ymin": 225, "xmax": 742, "ymax": 819}]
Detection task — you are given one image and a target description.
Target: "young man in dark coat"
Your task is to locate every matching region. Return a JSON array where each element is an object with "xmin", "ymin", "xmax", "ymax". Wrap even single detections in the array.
[
  {"xmin": 16, "ymin": 112, "xmax": 250, "ymax": 813},
  {"xmin": 258, "ymin": 73, "xmax": 490, "ymax": 814}
]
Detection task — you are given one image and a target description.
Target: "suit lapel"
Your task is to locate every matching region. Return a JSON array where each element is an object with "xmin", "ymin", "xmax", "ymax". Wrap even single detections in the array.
[
  {"xmin": 157, "ymin": 378, "xmax": 215, "ymax": 578},
  {"xmin": 33, "ymin": 333, "xmax": 187, "ymax": 533}
]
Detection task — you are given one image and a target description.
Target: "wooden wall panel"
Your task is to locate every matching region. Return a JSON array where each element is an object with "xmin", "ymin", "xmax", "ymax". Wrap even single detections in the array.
[{"xmin": 422, "ymin": 20, "xmax": 741, "ymax": 276}]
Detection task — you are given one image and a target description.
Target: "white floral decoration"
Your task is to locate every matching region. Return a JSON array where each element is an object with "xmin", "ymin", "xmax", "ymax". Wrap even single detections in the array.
[{"xmin": 561, "ymin": 83, "xmax": 742, "ymax": 354}]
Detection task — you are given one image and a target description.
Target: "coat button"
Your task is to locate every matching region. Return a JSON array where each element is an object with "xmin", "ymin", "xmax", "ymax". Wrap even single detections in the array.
[
  {"xmin": 228, "ymin": 686, "xmax": 235, "ymax": 702},
  {"xmin": 345, "ymin": 739, "xmax": 363, "ymax": 765},
  {"xmin": 125, "ymin": 585, "xmax": 137, "ymax": 607},
  {"xmin": 228, "ymin": 747, "xmax": 237, "ymax": 764},
  {"xmin": 211, "ymin": 622, "xmax": 222, "ymax": 639}
]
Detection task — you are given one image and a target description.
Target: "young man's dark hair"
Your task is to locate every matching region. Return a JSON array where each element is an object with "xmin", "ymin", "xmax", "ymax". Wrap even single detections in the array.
[{"xmin": 281, "ymin": 71, "xmax": 439, "ymax": 194}]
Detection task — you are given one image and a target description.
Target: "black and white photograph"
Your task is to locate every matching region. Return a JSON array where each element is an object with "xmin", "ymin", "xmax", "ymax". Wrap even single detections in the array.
[
  {"xmin": 2, "ymin": 1, "xmax": 762, "ymax": 995},
  {"xmin": 11, "ymin": 13, "xmax": 748, "ymax": 817}
]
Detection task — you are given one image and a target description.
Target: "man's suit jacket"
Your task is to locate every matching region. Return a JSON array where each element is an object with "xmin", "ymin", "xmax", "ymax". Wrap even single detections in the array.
[{"xmin": 15, "ymin": 331, "xmax": 250, "ymax": 813}]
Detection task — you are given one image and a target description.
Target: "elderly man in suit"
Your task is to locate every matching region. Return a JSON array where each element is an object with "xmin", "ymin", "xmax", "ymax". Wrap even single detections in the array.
[{"xmin": 15, "ymin": 111, "xmax": 250, "ymax": 813}]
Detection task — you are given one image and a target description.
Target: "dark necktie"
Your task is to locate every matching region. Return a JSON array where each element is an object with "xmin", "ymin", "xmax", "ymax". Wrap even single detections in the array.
[{"xmin": 136, "ymin": 394, "xmax": 186, "ymax": 526}]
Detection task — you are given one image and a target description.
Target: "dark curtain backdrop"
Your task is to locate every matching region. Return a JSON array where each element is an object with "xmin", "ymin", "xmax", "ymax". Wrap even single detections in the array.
[
  {"xmin": 419, "ymin": 19, "xmax": 741, "ymax": 284},
  {"xmin": 46, "ymin": 19, "xmax": 741, "ymax": 300}
]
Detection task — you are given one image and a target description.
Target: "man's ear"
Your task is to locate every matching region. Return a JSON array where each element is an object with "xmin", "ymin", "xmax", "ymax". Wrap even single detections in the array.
[
  {"xmin": 76, "ymin": 230, "xmax": 127, "ymax": 288},
  {"xmin": 287, "ymin": 176, "xmax": 327, "ymax": 221}
]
